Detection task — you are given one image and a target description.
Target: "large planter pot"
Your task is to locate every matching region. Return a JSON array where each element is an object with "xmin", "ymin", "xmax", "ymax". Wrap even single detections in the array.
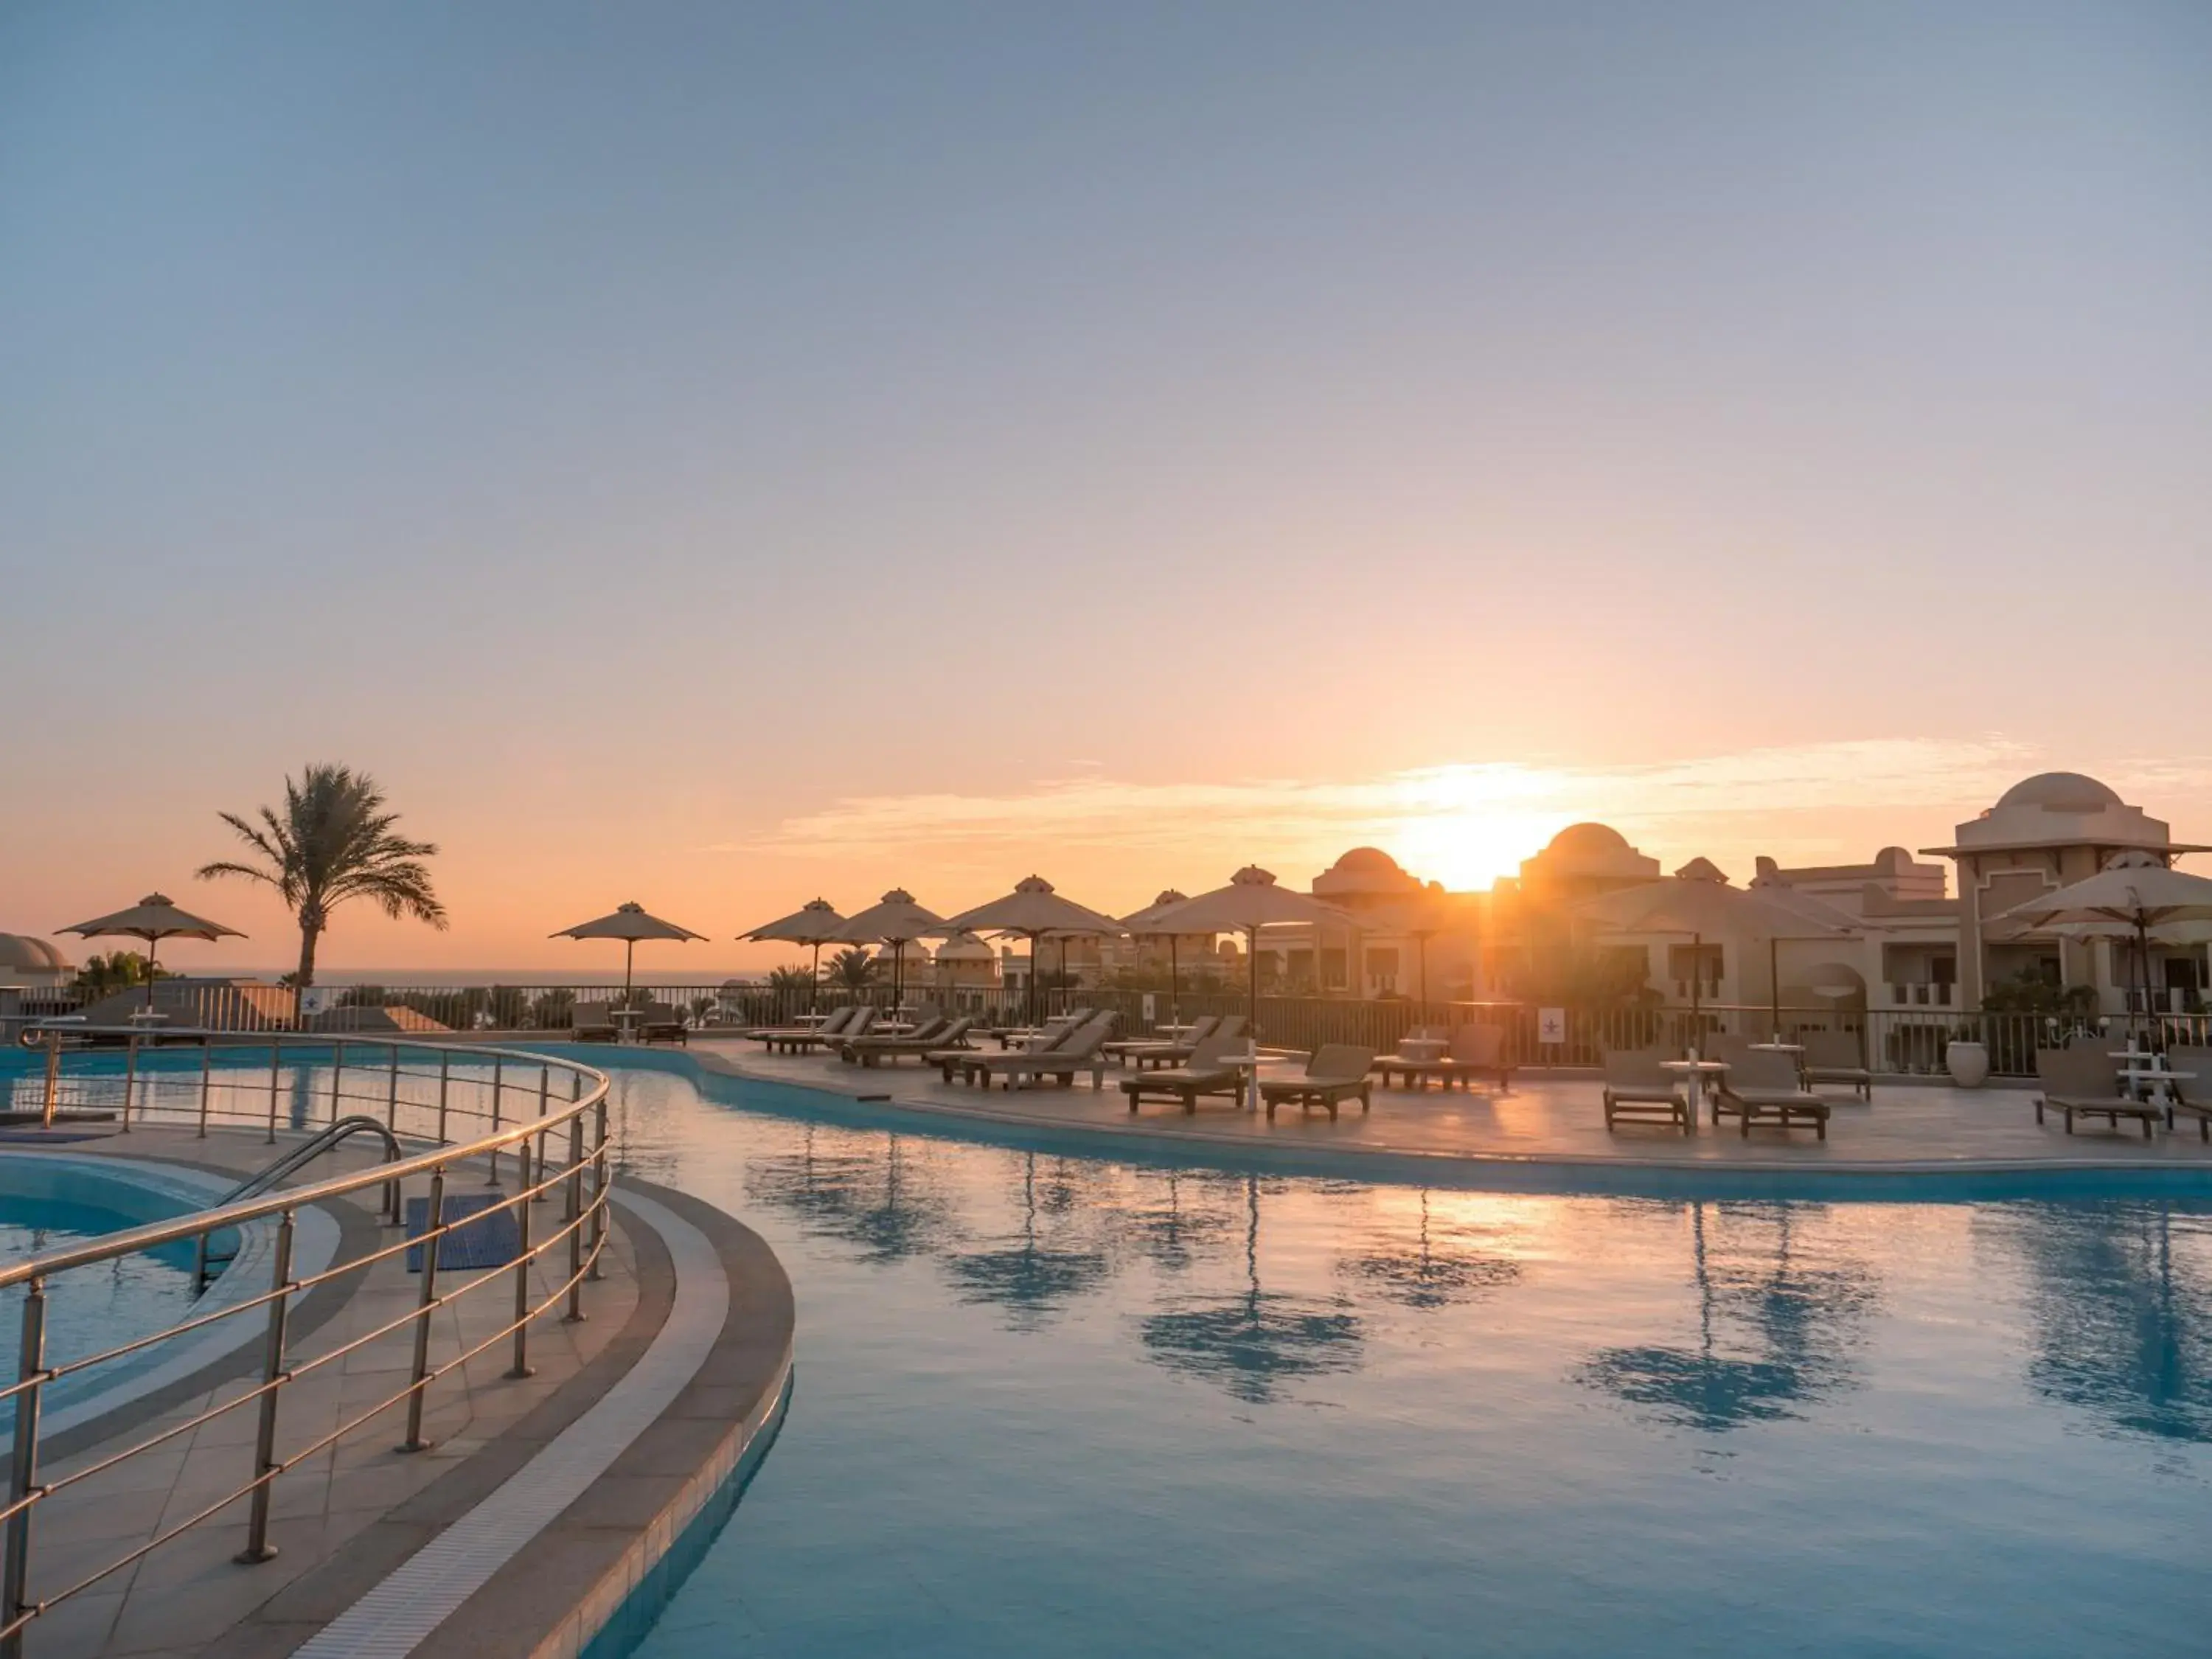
[{"xmin": 1946, "ymin": 1040, "xmax": 1990, "ymax": 1089}]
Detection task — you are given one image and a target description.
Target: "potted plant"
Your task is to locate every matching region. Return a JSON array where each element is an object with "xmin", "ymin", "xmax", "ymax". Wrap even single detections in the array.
[{"xmin": 1945, "ymin": 1026, "xmax": 1989, "ymax": 1088}]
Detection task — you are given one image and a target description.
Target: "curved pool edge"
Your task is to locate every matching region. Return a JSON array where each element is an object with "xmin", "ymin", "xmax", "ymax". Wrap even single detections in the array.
[{"xmin": 602, "ymin": 1044, "xmax": 2212, "ymax": 1202}]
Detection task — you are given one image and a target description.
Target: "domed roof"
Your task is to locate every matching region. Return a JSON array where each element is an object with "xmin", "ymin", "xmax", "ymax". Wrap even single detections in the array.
[
  {"xmin": 0, "ymin": 934, "xmax": 70, "ymax": 973},
  {"xmin": 1329, "ymin": 847, "xmax": 1405, "ymax": 875},
  {"xmin": 1547, "ymin": 822, "xmax": 1631, "ymax": 855},
  {"xmin": 1995, "ymin": 772, "xmax": 2123, "ymax": 813},
  {"xmin": 934, "ymin": 930, "xmax": 994, "ymax": 960}
]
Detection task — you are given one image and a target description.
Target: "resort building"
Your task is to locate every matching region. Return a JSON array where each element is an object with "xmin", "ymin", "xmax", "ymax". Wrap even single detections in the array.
[
  {"xmin": 0, "ymin": 932, "xmax": 73, "ymax": 989},
  {"xmin": 1922, "ymin": 771, "xmax": 2211, "ymax": 1014}
]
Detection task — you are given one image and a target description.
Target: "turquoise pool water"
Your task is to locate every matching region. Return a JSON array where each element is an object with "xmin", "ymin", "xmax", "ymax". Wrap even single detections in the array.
[{"xmin": 576, "ymin": 1062, "xmax": 2212, "ymax": 1658}]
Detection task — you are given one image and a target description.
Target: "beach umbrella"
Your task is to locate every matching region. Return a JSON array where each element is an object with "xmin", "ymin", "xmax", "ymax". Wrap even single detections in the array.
[
  {"xmin": 61, "ymin": 893, "xmax": 244, "ymax": 1011},
  {"xmin": 832, "ymin": 889, "xmax": 944, "ymax": 1015},
  {"xmin": 741, "ymin": 898, "xmax": 848, "ymax": 1010},
  {"xmin": 1121, "ymin": 889, "xmax": 1192, "ymax": 1024},
  {"xmin": 1147, "ymin": 868, "xmax": 1354, "ymax": 1040},
  {"xmin": 1994, "ymin": 851, "xmax": 2212, "ymax": 1034},
  {"xmin": 936, "ymin": 877, "xmax": 1124, "ymax": 1024},
  {"xmin": 552, "ymin": 902, "xmax": 706, "ymax": 1002},
  {"xmin": 1576, "ymin": 866, "xmax": 1850, "ymax": 1043}
]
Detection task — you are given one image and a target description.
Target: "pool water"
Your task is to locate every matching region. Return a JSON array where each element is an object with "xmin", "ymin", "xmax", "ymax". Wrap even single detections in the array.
[
  {"xmin": 587, "ymin": 1064, "xmax": 2212, "ymax": 1659},
  {"xmin": 0, "ymin": 1197, "xmax": 204, "ymax": 1387}
]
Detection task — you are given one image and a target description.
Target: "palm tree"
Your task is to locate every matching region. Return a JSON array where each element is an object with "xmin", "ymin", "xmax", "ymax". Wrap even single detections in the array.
[
  {"xmin": 827, "ymin": 947, "xmax": 877, "ymax": 991},
  {"xmin": 198, "ymin": 764, "xmax": 447, "ymax": 1005}
]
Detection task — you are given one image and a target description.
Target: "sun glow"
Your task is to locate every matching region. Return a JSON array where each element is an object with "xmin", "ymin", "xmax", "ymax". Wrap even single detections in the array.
[{"xmin": 1379, "ymin": 766, "xmax": 1577, "ymax": 891}]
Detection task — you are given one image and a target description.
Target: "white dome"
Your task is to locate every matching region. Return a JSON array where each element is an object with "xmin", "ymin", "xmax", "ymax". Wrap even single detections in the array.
[
  {"xmin": 0, "ymin": 934, "xmax": 70, "ymax": 974},
  {"xmin": 1994, "ymin": 772, "xmax": 2123, "ymax": 813}
]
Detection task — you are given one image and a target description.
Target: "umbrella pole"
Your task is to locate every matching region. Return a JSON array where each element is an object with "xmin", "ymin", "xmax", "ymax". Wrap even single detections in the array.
[
  {"xmin": 145, "ymin": 935, "xmax": 160, "ymax": 1012},
  {"xmin": 811, "ymin": 941, "xmax": 821, "ymax": 1014},
  {"xmin": 624, "ymin": 939, "xmax": 635, "ymax": 1006},
  {"xmin": 1028, "ymin": 933, "xmax": 1039, "ymax": 1026},
  {"xmin": 1248, "ymin": 926, "xmax": 1259, "ymax": 1040},
  {"xmin": 1169, "ymin": 936, "xmax": 1180, "ymax": 1026},
  {"xmin": 1690, "ymin": 931, "xmax": 1703, "ymax": 1055},
  {"xmin": 2137, "ymin": 917, "xmax": 2151, "ymax": 1046},
  {"xmin": 1769, "ymin": 936, "xmax": 1780, "ymax": 1042}
]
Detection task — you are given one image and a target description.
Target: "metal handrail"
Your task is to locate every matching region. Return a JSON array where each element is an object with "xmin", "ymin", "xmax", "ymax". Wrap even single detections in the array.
[
  {"xmin": 0, "ymin": 1028, "xmax": 613, "ymax": 1657},
  {"xmin": 192, "ymin": 1115, "xmax": 407, "ymax": 1290}
]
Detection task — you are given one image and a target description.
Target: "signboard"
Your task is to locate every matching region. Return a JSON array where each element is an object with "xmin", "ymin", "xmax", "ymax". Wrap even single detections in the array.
[
  {"xmin": 1537, "ymin": 1006, "xmax": 1568, "ymax": 1046},
  {"xmin": 1141, "ymin": 993, "xmax": 1157, "ymax": 1024},
  {"xmin": 298, "ymin": 987, "xmax": 336, "ymax": 1018}
]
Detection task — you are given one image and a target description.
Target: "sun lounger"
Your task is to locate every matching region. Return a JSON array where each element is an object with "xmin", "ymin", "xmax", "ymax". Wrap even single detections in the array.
[
  {"xmin": 942, "ymin": 1013, "xmax": 1117, "ymax": 1090},
  {"xmin": 2163, "ymin": 1046, "xmax": 2212, "ymax": 1140},
  {"xmin": 2034, "ymin": 1047, "xmax": 2160, "ymax": 1138},
  {"xmin": 1121, "ymin": 1034, "xmax": 1245, "ymax": 1115},
  {"xmin": 1800, "ymin": 1029, "xmax": 1871, "ymax": 1099},
  {"xmin": 1713, "ymin": 1049, "xmax": 1832, "ymax": 1139},
  {"xmin": 841, "ymin": 1016, "xmax": 971, "ymax": 1066},
  {"xmin": 838, "ymin": 1015, "xmax": 948, "ymax": 1060},
  {"xmin": 1121, "ymin": 1015, "xmax": 1249, "ymax": 1071},
  {"xmin": 745, "ymin": 1004, "xmax": 859, "ymax": 1046},
  {"xmin": 1260, "ymin": 1043, "xmax": 1376, "ymax": 1120},
  {"xmin": 639, "ymin": 1001, "xmax": 688, "ymax": 1045},
  {"xmin": 1441, "ymin": 1024, "xmax": 1514, "ymax": 1092},
  {"xmin": 571, "ymin": 1001, "xmax": 618, "ymax": 1043},
  {"xmin": 1104, "ymin": 1014, "xmax": 1219, "ymax": 1068},
  {"xmin": 1601, "ymin": 1048, "xmax": 1691, "ymax": 1134},
  {"xmin": 777, "ymin": 1006, "xmax": 877, "ymax": 1054}
]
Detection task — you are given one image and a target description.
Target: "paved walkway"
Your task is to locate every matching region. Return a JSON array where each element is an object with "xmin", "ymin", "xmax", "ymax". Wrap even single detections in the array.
[
  {"xmin": 16, "ymin": 1126, "xmax": 638, "ymax": 1659},
  {"xmin": 691, "ymin": 1041, "xmax": 2212, "ymax": 1172}
]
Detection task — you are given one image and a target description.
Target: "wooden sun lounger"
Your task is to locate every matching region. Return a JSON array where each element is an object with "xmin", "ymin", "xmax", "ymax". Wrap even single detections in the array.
[
  {"xmin": 1121, "ymin": 1037, "xmax": 1245, "ymax": 1114},
  {"xmin": 1713, "ymin": 1051, "xmax": 1832, "ymax": 1139},
  {"xmin": 942, "ymin": 1014, "xmax": 1116, "ymax": 1091},
  {"xmin": 1259, "ymin": 1044, "xmax": 1376, "ymax": 1120},
  {"xmin": 746, "ymin": 1004, "xmax": 858, "ymax": 1046},
  {"xmin": 1122, "ymin": 1015, "xmax": 1248, "ymax": 1071},
  {"xmin": 1601, "ymin": 1048, "xmax": 1691, "ymax": 1134},
  {"xmin": 775, "ymin": 1006, "xmax": 877, "ymax": 1054},
  {"xmin": 2035, "ymin": 1048, "xmax": 2160, "ymax": 1138},
  {"xmin": 1800, "ymin": 1030, "xmax": 1872, "ymax": 1100},
  {"xmin": 639, "ymin": 1002, "xmax": 688, "ymax": 1045},
  {"xmin": 840, "ymin": 1017, "xmax": 972, "ymax": 1066},
  {"xmin": 1103, "ymin": 1014, "xmax": 1220, "ymax": 1068},
  {"xmin": 571, "ymin": 1001, "xmax": 619, "ymax": 1043}
]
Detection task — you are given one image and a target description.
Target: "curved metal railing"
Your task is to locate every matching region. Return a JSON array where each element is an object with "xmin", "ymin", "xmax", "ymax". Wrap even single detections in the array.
[{"xmin": 0, "ymin": 1029, "xmax": 613, "ymax": 1657}]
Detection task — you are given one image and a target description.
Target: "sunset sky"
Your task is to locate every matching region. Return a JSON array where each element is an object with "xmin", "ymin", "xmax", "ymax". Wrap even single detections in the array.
[{"xmin": 4, "ymin": 4, "xmax": 2209, "ymax": 976}]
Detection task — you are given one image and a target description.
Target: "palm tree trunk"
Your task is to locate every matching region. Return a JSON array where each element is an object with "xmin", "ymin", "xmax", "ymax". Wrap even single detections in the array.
[{"xmin": 295, "ymin": 924, "xmax": 321, "ymax": 1027}]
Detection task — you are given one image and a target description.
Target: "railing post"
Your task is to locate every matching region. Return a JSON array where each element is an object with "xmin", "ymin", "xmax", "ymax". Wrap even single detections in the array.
[
  {"xmin": 587, "ymin": 1086, "xmax": 608, "ymax": 1281},
  {"xmin": 2, "ymin": 1279, "xmax": 48, "ymax": 1659},
  {"xmin": 386, "ymin": 1043, "xmax": 400, "ymax": 1136},
  {"xmin": 234, "ymin": 1211, "xmax": 295, "ymax": 1563},
  {"xmin": 121, "ymin": 1033, "xmax": 139, "ymax": 1133},
  {"xmin": 330, "ymin": 1043, "xmax": 344, "ymax": 1124},
  {"xmin": 198, "ymin": 1034, "xmax": 214, "ymax": 1137},
  {"xmin": 38, "ymin": 1031, "xmax": 59, "ymax": 1132},
  {"xmin": 563, "ymin": 1113, "xmax": 586, "ymax": 1323},
  {"xmin": 532, "ymin": 1069, "xmax": 551, "ymax": 1208},
  {"xmin": 265, "ymin": 1036, "xmax": 282, "ymax": 1144},
  {"xmin": 436, "ymin": 1053, "xmax": 450, "ymax": 1144},
  {"xmin": 397, "ymin": 1169, "xmax": 445, "ymax": 1453},
  {"xmin": 505, "ymin": 1138, "xmax": 535, "ymax": 1380},
  {"xmin": 484, "ymin": 1057, "xmax": 504, "ymax": 1186}
]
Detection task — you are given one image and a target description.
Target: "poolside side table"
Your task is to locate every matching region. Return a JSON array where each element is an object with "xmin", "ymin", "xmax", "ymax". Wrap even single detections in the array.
[
  {"xmin": 2109, "ymin": 1054, "xmax": 2192, "ymax": 1111},
  {"xmin": 1660, "ymin": 1058, "xmax": 1731, "ymax": 1126},
  {"xmin": 611, "ymin": 1008, "xmax": 644, "ymax": 1043}
]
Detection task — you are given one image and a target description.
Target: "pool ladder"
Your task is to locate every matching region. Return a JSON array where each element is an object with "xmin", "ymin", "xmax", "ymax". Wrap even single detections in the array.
[{"xmin": 192, "ymin": 1116, "xmax": 406, "ymax": 1292}]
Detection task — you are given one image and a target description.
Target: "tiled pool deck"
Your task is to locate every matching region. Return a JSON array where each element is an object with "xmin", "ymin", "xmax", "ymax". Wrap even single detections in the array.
[
  {"xmin": 689, "ymin": 1040, "xmax": 2212, "ymax": 1174},
  {"xmin": 7, "ymin": 1126, "xmax": 791, "ymax": 1659}
]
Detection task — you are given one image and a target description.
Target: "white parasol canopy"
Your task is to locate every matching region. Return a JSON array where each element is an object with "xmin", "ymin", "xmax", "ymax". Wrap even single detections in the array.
[
  {"xmin": 1995, "ymin": 850, "xmax": 2212, "ymax": 1026},
  {"xmin": 742, "ymin": 897, "xmax": 849, "ymax": 1006},
  {"xmin": 1147, "ymin": 868, "xmax": 1354, "ymax": 1037},
  {"xmin": 833, "ymin": 889, "xmax": 945, "ymax": 1011},
  {"xmin": 63, "ymin": 892, "xmax": 245, "ymax": 1010},
  {"xmin": 553, "ymin": 902, "xmax": 708, "ymax": 1000},
  {"xmin": 1576, "ymin": 865, "xmax": 1851, "ymax": 1035},
  {"xmin": 936, "ymin": 877, "xmax": 1124, "ymax": 1022}
]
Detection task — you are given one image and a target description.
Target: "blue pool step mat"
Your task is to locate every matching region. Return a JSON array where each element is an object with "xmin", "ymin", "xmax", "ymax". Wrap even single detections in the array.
[{"xmin": 404, "ymin": 1192, "xmax": 522, "ymax": 1270}]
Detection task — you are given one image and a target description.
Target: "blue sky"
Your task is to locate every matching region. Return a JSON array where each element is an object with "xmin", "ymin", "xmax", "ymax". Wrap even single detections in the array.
[{"xmin": 4, "ymin": 3, "xmax": 2208, "ymax": 969}]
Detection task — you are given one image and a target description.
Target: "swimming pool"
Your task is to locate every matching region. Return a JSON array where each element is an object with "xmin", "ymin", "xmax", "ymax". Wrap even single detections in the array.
[
  {"xmin": 582, "ymin": 1060, "xmax": 2210, "ymax": 1659},
  {"xmin": 0, "ymin": 1155, "xmax": 237, "ymax": 1414}
]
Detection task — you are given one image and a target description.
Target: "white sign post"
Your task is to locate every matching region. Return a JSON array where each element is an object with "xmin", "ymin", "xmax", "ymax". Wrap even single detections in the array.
[
  {"xmin": 1141, "ymin": 992, "xmax": 1157, "ymax": 1026},
  {"xmin": 1537, "ymin": 1006, "xmax": 1568, "ymax": 1048}
]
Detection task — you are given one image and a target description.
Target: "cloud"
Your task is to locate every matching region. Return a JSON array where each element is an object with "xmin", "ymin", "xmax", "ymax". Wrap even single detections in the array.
[{"xmin": 716, "ymin": 737, "xmax": 2164, "ymax": 887}]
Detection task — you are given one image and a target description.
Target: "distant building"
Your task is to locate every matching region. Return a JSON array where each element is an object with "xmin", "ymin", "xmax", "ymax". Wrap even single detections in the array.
[
  {"xmin": 1922, "ymin": 771, "xmax": 2210, "ymax": 1013},
  {"xmin": 0, "ymin": 934, "xmax": 73, "ymax": 990}
]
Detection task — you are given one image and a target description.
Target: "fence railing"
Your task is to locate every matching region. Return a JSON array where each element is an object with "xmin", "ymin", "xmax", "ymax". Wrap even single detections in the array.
[
  {"xmin": 20, "ymin": 981, "xmax": 2211, "ymax": 1081},
  {"xmin": 0, "ymin": 1030, "xmax": 612, "ymax": 1658}
]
